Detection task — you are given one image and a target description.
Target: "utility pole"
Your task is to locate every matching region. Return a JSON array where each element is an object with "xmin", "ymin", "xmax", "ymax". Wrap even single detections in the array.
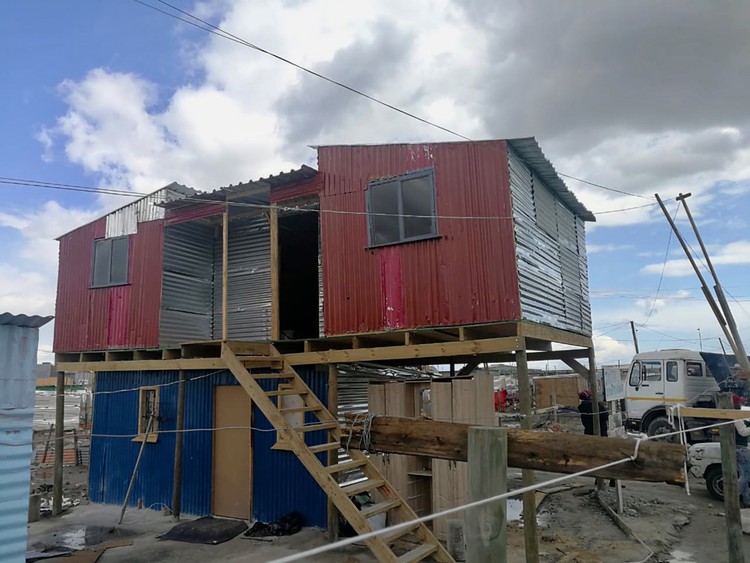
[
  {"xmin": 697, "ymin": 328, "xmax": 703, "ymax": 351},
  {"xmin": 630, "ymin": 321, "xmax": 640, "ymax": 354},
  {"xmin": 676, "ymin": 193, "xmax": 750, "ymax": 372},
  {"xmin": 655, "ymin": 194, "xmax": 740, "ymax": 359}
]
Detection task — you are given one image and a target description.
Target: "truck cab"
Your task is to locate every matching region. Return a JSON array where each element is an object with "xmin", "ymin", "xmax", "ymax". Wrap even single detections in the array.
[{"xmin": 625, "ymin": 349, "xmax": 719, "ymax": 438}]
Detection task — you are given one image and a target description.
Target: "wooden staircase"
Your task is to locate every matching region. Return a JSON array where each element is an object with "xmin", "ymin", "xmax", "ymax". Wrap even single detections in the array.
[{"xmin": 221, "ymin": 343, "xmax": 454, "ymax": 563}]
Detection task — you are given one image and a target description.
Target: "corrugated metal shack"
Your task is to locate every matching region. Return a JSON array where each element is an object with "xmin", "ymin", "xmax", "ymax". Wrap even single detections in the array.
[
  {"xmin": 51, "ymin": 138, "xmax": 596, "ymax": 531},
  {"xmin": 0, "ymin": 313, "xmax": 53, "ymax": 562}
]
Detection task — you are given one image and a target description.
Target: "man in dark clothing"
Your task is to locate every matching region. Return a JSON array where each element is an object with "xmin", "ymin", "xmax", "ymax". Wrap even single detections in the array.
[{"xmin": 578, "ymin": 389, "xmax": 609, "ymax": 437}]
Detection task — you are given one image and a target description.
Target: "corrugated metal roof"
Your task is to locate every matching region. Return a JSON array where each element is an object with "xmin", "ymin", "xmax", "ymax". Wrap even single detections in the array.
[
  {"xmin": 56, "ymin": 182, "xmax": 196, "ymax": 240},
  {"xmin": 506, "ymin": 138, "xmax": 595, "ymax": 222},
  {"xmin": 0, "ymin": 313, "xmax": 53, "ymax": 328}
]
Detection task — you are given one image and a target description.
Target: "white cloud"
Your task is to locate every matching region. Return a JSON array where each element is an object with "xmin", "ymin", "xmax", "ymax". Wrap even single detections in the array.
[
  {"xmin": 586, "ymin": 243, "xmax": 634, "ymax": 254},
  {"xmin": 641, "ymin": 240, "xmax": 750, "ymax": 277}
]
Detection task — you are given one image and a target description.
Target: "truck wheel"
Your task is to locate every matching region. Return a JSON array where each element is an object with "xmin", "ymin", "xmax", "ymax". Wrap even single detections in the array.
[
  {"xmin": 647, "ymin": 416, "xmax": 675, "ymax": 441},
  {"xmin": 705, "ymin": 465, "xmax": 724, "ymax": 501}
]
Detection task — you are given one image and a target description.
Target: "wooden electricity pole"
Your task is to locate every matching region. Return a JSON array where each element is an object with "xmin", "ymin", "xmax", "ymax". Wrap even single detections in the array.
[
  {"xmin": 52, "ymin": 371, "xmax": 65, "ymax": 516},
  {"xmin": 630, "ymin": 321, "xmax": 640, "ymax": 354},
  {"xmin": 171, "ymin": 370, "xmax": 186, "ymax": 520}
]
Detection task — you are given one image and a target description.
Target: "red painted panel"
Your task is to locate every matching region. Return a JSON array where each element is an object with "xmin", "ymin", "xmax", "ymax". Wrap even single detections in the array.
[
  {"xmin": 271, "ymin": 175, "xmax": 323, "ymax": 203},
  {"xmin": 165, "ymin": 202, "xmax": 223, "ymax": 225},
  {"xmin": 319, "ymin": 141, "xmax": 521, "ymax": 335},
  {"xmin": 53, "ymin": 219, "xmax": 163, "ymax": 352}
]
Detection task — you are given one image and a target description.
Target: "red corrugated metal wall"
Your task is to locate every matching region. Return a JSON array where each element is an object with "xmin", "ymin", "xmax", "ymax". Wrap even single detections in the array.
[
  {"xmin": 319, "ymin": 141, "xmax": 521, "ymax": 335},
  {"xmin": 54, "ymin": 219, "xmax": 164, "ymax": 352}
]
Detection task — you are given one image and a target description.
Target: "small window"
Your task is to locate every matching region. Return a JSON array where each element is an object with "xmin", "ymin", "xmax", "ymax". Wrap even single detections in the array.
[
  {"xmin": 92, "ymin": 236, "xmax": 129, "ymax": 287},
  {"xmin": 643, "ymin": 361, "xmax": 662, "ymax": 382},
  {"xmin": 134, "ymin": 387, "xmax": 159, "ymax": 443},
  {"xmin": 628, "ymin": 362, "xmax": 641, "ymax": 387},
  {"xmin": 687, "ymin": 361, "xmax": 704, "ymax": 377},
  {"xmin": 367, "ymin": 169, "xmax": 437, "ymax": 247},
  {"xmin": 667, "ymin": 361, "xmax": 679, "ymax": 382}
]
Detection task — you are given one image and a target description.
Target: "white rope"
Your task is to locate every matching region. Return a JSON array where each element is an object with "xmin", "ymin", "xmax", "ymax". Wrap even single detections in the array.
[{"xmin": 269, "ymin": 457, "xmax": 632, "ymax": 563}]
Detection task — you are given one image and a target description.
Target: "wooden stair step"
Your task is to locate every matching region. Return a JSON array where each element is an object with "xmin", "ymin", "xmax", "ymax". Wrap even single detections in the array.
[
  {"xmin": 266, "ymin": 388, "xmax": 309, "ymax": 397},
  {"xmin": 308, "ymin": 442, "xmax": 341, "ymax": 454},
  {"xmin": 398, "ymin": 543, "xmax": 438, "ymax": 563},
  {"xmin": 340, "ymin": 479, "xmax": 385, "ymax": 496},
  {"xmin": 251, "ymin": 372, "xmax": 295, "ymax": 380},
  {"xmin": 359, "ymin": 499, "xmax": 401, "ymax": 519},
  {"xmin": 295, "ymin": 421, "xmax": 338, "ymax": 433},
  {"xmin": 280, "ymin": 405, "xmax": 322, "ymax": 414},
  {"xmin": 382, "ymin": 522, "xmax": 422, "ymax": 545},
  {"xmin": 326, "ymin": 459, "xmax": 367, "ymax": 474}
]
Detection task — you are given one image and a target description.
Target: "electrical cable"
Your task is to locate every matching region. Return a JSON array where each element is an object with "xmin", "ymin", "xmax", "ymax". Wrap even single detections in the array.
[{"xmin": 642, "ymin": 201, "xmax": 681, "ymax": 326}]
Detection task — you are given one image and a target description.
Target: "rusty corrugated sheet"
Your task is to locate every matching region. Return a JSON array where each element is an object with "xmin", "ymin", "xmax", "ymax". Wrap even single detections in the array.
[
  {"xmin": 319, "ymin": 141, "xmax": 521, "ymax": 335},
  {"xmin": 270, "ymin": 174, "xmax": 322, "ymax": 203},
  {"xmin": 54, "ymin": 219, "xmax": 163, "ymax": 352}
]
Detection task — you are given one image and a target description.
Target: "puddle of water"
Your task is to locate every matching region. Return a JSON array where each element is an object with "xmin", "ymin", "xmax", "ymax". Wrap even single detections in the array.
[{"xmin": 669, "ymin": 550, "xmax": 696, "ymax": 563}]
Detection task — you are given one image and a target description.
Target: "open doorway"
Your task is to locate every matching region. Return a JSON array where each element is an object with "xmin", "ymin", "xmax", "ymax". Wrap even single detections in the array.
[{"xmin": 278, "ymin": 210, "xmax": 320, "ymax": 340}]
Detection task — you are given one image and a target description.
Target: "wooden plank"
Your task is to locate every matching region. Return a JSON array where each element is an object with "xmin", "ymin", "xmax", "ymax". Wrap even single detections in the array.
[
  {"xmin": 285, "ymin": 336, "xmax": 522, "ymax": 365},
  {"xmin": 517, "ymin": 346, "xmax": 540, "ymax": 563},
  {"xmin": 55, "ymin": 358, "xmax": 273, "ymax": 372},
  {"xmin": 677, "ymin": 407, "xmax": 750, "ymax": 420},
  {"xmin": 385, "ymin": 382, "xmax": 410, "ymax": 525},
  {"xmin": 519, "ymin": 321, "xmax": 593, "ymax": 348},
  {"xmin": 270, "ymin": 205, "xmax": 280, "ymax": 341},
  {"xmin": 431, "ymin": 381, "xmax": 453, "ymax": 541},
  {"xmin": 327, "ymin": 364, "xmax": 339, "ymax": 541},
  {"xmin": 466, "ymin": 428, "xmax": 507, "ymax": 563},
  {"xmin": 227, "ymin": 341, "xmax": 271, "ymax": 356},
  {"xmin": 341, "ymin": 415, "xmax": 687, "ymax": 484},
  {"xmin": 717, "ymin": 393, "xmax": 745, "ymax": 562}
]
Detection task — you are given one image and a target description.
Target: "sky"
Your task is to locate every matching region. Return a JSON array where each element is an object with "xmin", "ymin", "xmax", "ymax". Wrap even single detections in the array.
[{"xmin": 1, "ymin": 1, "xmax": 749, "ymax": 367}]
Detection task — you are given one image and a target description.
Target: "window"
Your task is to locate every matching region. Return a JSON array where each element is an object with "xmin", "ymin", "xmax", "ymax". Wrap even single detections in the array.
[
  {"xmin": 667, "ymin": 361, "xmax": 679, "ymax": 382},
  {"xmin": 687, "ymin": 361, "xmax": 704, "ymax": 377},
  {"xmin": 367, "ymin": 169, "xmax": 437, "ymax": 247},
  {"xmin": 92, "ymin": 236, "xmax": 129, "ymax": 287},
  {"xmin": 134, "ymin": 387, "xmax": 159, "ymax": 443},
  {"xmin": 628, "ymin": 362, "xmax": 641, "ymax": 387},
  {"xmin": 643, "ymin": 361, "xmax": 662, "ymax": 382}
]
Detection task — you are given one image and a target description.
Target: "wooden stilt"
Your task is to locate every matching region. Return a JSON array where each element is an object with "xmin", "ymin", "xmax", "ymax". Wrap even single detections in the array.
[
  {"xmin": 516, "ymin": 347, "xmax": 539, "ymax": 563},
  {"xmin": 717, "ymin": 392, "xmax": 745, "ymax": 563},
  {"xmin": 52, "ymin": 371, "xmax": 65, "ymax": 516}
]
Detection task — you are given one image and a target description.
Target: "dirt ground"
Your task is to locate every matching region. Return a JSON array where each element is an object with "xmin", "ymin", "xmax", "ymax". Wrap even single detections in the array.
[{"xmin": 28, "ymin": 464, "xmax": 750, "ymax": 563}]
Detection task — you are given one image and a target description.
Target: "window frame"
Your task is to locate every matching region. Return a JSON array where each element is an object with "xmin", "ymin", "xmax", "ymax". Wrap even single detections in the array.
[
  {"xmin": 687, "ymin": 361, "xmax": 704, "ymax": 377},
  {"xmin": 133, "ymin": 386, "xmax": 159, "ymax": 443},
  {"xmin": 366, "ymin": 168, "xmax": 439, "ymax": 248},
  {"xmin": 628, "ymin": 361, "xmax": 641, "ymax": 387},
  {"xmin": 91, "ymin": 236, "xmax": 130, "ymax": 288},
  {"xmin": 643, "ymin": 361, "xmax": 663, "ymax": 382},
  {"xmin": 666, "ymin": 361, "xmax": 679, "ymax": 383}
]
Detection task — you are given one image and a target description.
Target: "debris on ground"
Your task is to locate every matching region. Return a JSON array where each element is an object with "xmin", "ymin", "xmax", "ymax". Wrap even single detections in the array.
[{"xmin": 245, "ymin": 511, "xmax": 304, "ymax": 538}]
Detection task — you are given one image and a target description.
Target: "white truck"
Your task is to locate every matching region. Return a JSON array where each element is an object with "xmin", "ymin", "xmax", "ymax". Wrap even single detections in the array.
[{"xmin": 624, "ymin": 349, "xmax": 746, "ymax": 442}]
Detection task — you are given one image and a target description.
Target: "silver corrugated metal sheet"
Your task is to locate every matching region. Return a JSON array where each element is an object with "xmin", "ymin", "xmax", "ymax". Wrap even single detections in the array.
[
  {"xmin": 160, "ymin": 223, "xmax": 215, "ymax": 346},
  {"xmin": 508, "ymin": 147, "xmax": 592, "ymax": 335},
  {"xmin": 0, "ymin": 313, "xmax": 53, "ymax": 329},
  {"xmin": 105, "ymin": 183, "xmax": 195, "ymax": 239},
  {"xmin": 0, "ymin": 323, "xmax": 40, "ymax": 562},
  {"xmin": 213, "ymin": 216, "xmax": 272, "ymax": 341},
  {"xmin": 507, "ymin": 138, "xmax": 595, "ymax": 222}
]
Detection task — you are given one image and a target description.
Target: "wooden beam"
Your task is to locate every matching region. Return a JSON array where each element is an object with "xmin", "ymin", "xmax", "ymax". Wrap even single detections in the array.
[
  {"xmin": 222, "ymin": 206, "xmax": 229, "ymax": 341},
  {"xmin": 519, "ymin": 322, "xmax": 593, "ymax": 348},
  {"xmin": 55, "ymin": 357, "xmax": 278, "ymax": 372},
  {"xmin": 284, "ymin": 336, "xmax": 522, "ymax": 365},
  {"xmin": 457, "ymin": 359, "xmax": 481, "ymax": 377},
  {"xmin": 327, "ymin": 364, "xmax": 340, "ymax": 542},
  {"xmin": 466, "ymin": 427, "xmax": 508, "ymax": 563},
  {"xmin": 341, "ymin": 415, "xmax": 687, "ymax": 484},
  {"xmin": 717, "ymin": 393, "xmax": 745, "ymax": 562},
  {"xmin": 516, "ymin": 346, "xmax": 539, "ymax": 563},
  {"xmin": 561, "ymin": 357, "xmax": 589, "ymax": 379},
  {"xmin": 269, "ymin": 205, "xmax": 280, "ymax": 341},
  {"xmin": 677, "ymin": 407, "xmax": 750, "ymax": 420}
]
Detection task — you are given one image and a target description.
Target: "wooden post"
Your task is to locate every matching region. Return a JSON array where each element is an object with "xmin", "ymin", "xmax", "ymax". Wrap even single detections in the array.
[
  {"xmin": 466, "ymin": 427, "xmax": 508, "ymax": 563},
  {"xmin": 630, "ymin": 321, "xmax": 640, "ymax": 354},
  {"xmin": 516, "ymin": 346, "xmax": 539, "ymax": 563},
  {"xmin": 222, "ymin": 205, "xmax": 229, "ymax": 341},
  {"xmin": 52, "ymin": 371, "xmax": 65, "ymax": 516},
  {"xmin": 717, "ymin": 392, "xmax": 745, "ymax": 562},
  {"xmin": 42, "ymin": 423, "xmax": 53, "ymax": 464},
  {"xmin": 270, "ymin": 205, "xmax": 280, "ymax": 341},
  {"xmin": 119, "ymin": 416, "xmax": 153, "ymax": 525},
  {"xmin": 327, "ymin": 364, "xmax": 339, "ymax": 542},
  {"xmin": 588, "ymin": 348, "xmax": 601, "ymax": 438},
  {"xmin": 171, "ymin": 370, "xmax": 186, "ymax": 520}
]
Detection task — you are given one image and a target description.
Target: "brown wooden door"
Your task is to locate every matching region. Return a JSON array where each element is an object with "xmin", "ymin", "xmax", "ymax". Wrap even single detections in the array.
[{"xmin": 212, "ymin": 385, "xmax": 252, "ymax": 519}]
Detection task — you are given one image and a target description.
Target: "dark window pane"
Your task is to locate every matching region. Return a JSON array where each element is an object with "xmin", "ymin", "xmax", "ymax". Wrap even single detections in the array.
[
  {"xmin": 666, "ymin": 361, "xmax": 678, "ymax": 382},
  {"xmin": 370, "ymin": 181, "xmax": 401, "ymax": 245},
  {"xmin": 402, "ymin": 175, "xmax": 435, "ymax": 239},
  {"xmin": 92, "ymin": 239, "xmax": 111, "ymax": 286},
  {"xmin": 111, "ymin": 237, "xmax": 129, "ymax": 284}
]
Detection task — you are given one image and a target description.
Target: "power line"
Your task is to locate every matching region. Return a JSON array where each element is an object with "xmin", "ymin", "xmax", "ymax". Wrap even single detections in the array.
[
  {"xmin": 132, "ymin": 0, "xmax": 651, "ymax": 202},
  {"xmin": 642, "ymin": 200, "xmax": 681, "ymax": 326},
  {"xmin": 0, "ymin": 174, "xmax": 660, "ymax": 219}
]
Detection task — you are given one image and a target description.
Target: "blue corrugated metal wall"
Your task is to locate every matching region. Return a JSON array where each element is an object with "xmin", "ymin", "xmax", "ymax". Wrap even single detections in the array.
[{"xmin": 90, "ymin": 367, "xmax": 328, "ymax": 527}]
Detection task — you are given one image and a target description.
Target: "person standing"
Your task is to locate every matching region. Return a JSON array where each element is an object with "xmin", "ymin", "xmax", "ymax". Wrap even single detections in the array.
[{"xmin": 578, "ymin": 389, "xmax": 610, "ymax": 437}]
